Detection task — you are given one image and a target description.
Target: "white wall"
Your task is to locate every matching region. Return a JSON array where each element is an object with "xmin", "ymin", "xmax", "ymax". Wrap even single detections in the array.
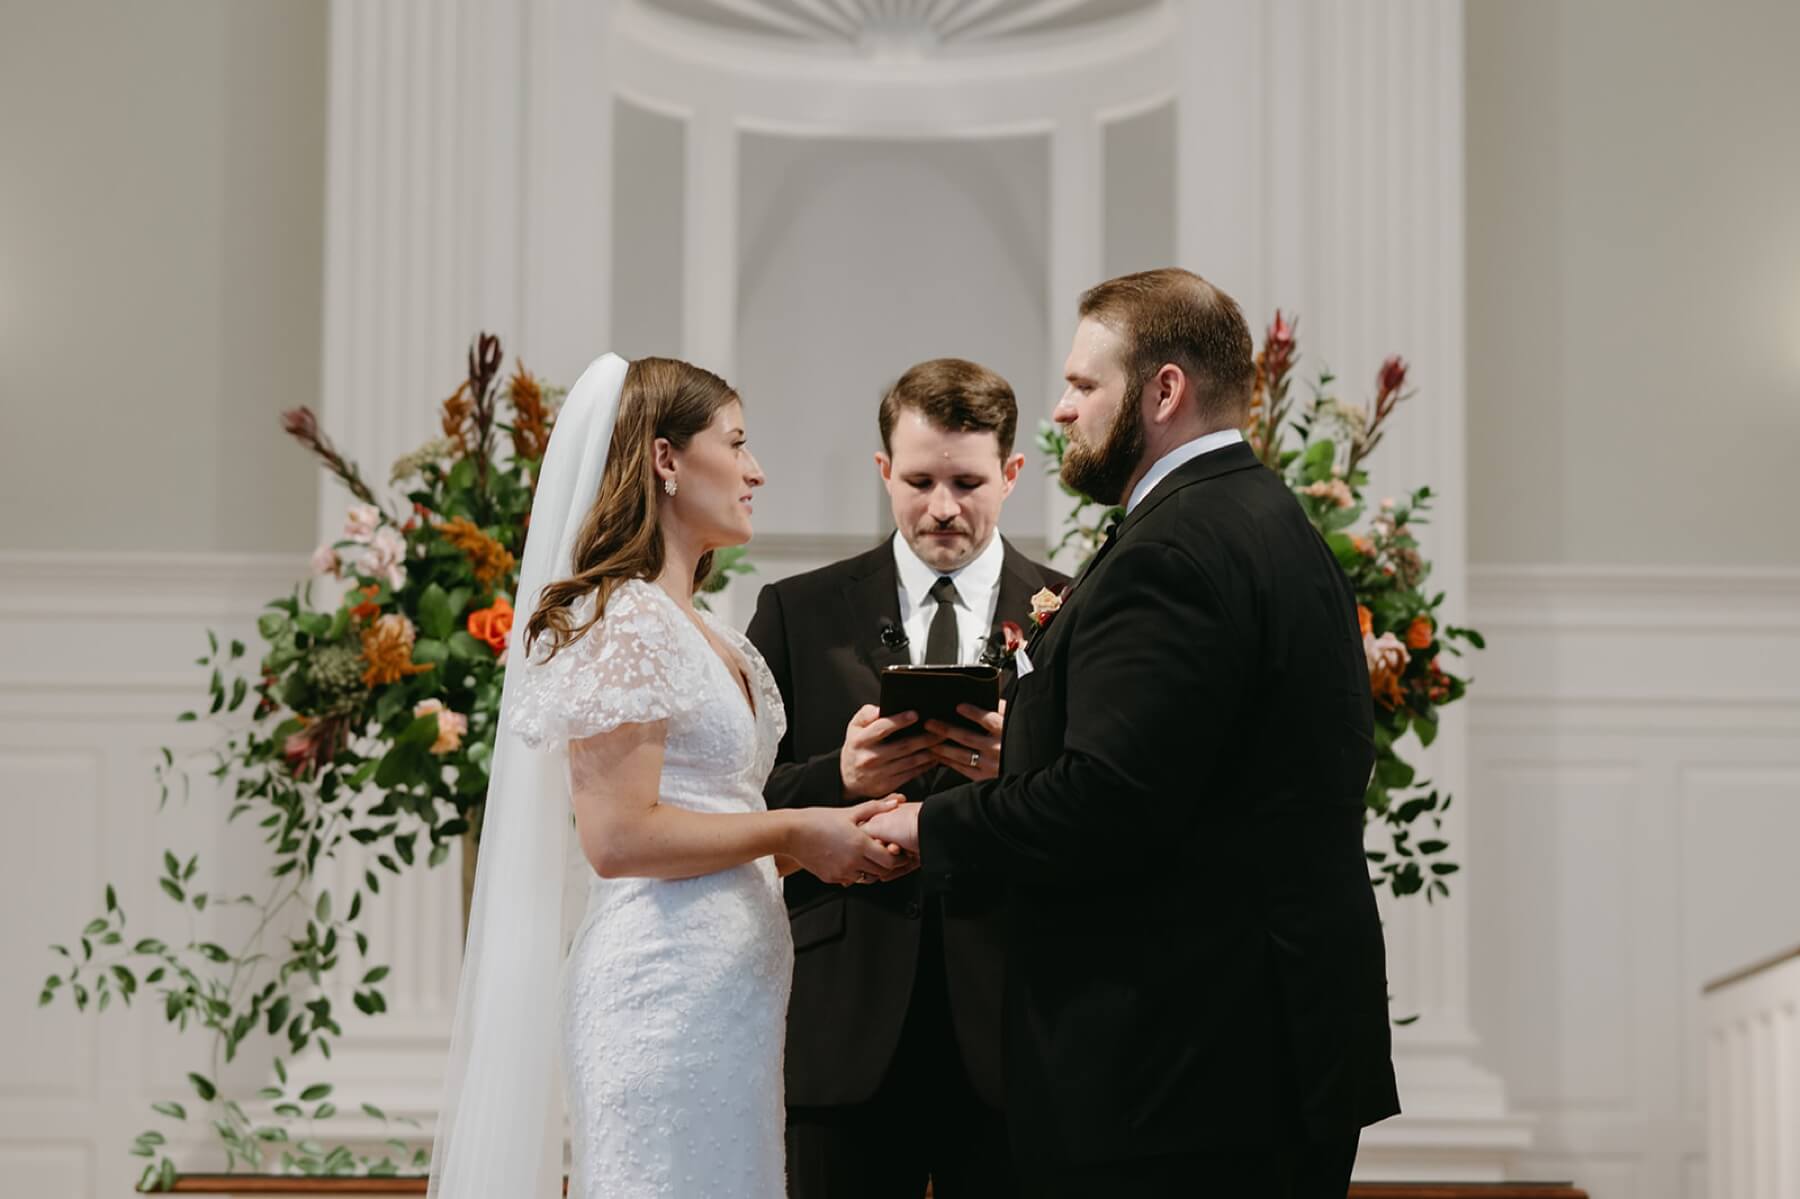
[
  {"xmin": 735, "ymin": 135, "xmax": 1052, "ymax": 539},
  {"xmin": 1465, "ymin": 0, "xmax": 1800, "ymax": 567},
  {"xmin": 0, "ymin": 0, "xmax": 325, "ymax": 555}
]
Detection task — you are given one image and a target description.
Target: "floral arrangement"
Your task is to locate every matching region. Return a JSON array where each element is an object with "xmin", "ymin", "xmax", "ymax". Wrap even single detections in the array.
[
  {"xmin": 1040, "ymin": 311, "xmax": 1481, "ymax": 903},
  {"xmin": 39, "ymin": 335, "xmax": 752, "ymax": 1187}
]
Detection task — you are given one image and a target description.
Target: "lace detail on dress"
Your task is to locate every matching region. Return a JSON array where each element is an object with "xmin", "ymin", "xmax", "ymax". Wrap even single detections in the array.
[{"xmin": 507, "ymin": 579, "xmax": 709, "ymax": 748}]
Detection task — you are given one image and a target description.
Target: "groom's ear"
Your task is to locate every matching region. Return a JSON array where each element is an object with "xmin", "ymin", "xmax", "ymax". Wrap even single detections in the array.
[{"xmin": 874, "ymin": 452, "xmax": 893, "ymax": 482}]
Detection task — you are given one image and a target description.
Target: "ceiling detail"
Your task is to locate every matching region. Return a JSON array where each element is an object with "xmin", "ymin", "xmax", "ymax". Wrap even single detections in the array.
[{"xmin": 638, "ymin": 0, "xmax": 1163, "ymax": 53}]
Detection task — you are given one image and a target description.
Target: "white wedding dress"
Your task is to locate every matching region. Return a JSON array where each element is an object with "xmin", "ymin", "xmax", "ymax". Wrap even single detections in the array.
[{"xmin": 508, "ymin": 578, "xmax": 793, "ymax": 1198}]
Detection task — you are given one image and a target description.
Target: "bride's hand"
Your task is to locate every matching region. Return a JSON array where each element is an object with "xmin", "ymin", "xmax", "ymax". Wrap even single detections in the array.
[{"xmin": 786, "ymin": 799, "xmax": 913, "ymax": 886}]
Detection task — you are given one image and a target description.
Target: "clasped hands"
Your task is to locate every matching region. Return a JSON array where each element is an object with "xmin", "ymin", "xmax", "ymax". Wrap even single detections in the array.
[{"xmin": 778, "ymin": 702, "xmax": 1001, "ymax": 886}]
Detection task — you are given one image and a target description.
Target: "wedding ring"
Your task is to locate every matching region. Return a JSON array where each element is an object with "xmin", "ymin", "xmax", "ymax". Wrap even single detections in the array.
[
  {"xmin": 969, "ymin": 750, "xmax": 980, "ymax": 767},
  {"xmin": 856, "ymin": 871, "xmax": 874, "ymax": 884}
]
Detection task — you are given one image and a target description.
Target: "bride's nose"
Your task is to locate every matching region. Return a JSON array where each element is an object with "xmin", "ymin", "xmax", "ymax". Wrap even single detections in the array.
[{"xmin": 744, "ymin": 452, "xmax": 766, "ymax": 488}]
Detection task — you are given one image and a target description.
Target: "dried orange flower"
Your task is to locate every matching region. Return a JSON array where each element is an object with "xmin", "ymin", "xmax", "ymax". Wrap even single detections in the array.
[
  {"xmin": 1405, "ymin": 616, "xmax": 1434, "ymax": 650},
  {"xmin": 507, "ymin": 363, "xmax": 551, "ymax": 461},
  {"xmin": 361, "ymin": 614, "xmax": 434, "ymax": 687},
  {"xmin": 439, "ymin": 516, "xmax": 517, "ymax": 588},
  {"xmin": 441, "ymin": 381, "xmax": 473, "ymax": 457}
]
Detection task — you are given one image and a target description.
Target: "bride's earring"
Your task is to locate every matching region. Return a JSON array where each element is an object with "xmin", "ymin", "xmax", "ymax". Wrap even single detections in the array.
[{"xmin": 663, "ymin": 477, "xmax": 677, "ymax": 497}]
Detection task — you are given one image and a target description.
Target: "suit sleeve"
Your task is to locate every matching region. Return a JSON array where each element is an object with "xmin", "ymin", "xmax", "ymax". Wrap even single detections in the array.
[
  {"xmin": 744, "ymin": 581, "xmax": 854, "ymax": 810},
  {"xmin": 919, "ymin": 537, "xmax": 1250, "ymax": 884}
]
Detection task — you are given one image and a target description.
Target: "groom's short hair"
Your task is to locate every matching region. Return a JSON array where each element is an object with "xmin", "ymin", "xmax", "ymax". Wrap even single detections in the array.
[
  {"xmin": 1079, "ymin": 268, "xmax": 1255, "ymax": 429},
  {"xmin": 878, "ymin": 358, "xmax": 1019, "ymax": 458}
]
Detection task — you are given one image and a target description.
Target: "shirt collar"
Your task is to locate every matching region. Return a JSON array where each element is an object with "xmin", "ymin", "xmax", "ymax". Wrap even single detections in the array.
[
  {"xmin": 1126, "ymin": 428, "xmax": 1246, "ymax": 513},
  {"xmin": 892, "ymin": 528, "xmax": 1005, "ymax": 610}
]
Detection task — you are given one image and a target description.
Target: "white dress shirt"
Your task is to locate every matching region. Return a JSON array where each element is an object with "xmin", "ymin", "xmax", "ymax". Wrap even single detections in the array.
[
  {"xmin": 1125, "ymin": 428, "xmax": 1246, "ymax": 514},
  {"xmin": 892, "ymin": 530, "xmax": 1005, "ymax": 665}
]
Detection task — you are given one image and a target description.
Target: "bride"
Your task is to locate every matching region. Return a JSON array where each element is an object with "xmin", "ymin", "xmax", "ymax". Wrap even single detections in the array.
[{"xmin": 428, "ymin": 354, "xmax": 913, "ymax": 1198}]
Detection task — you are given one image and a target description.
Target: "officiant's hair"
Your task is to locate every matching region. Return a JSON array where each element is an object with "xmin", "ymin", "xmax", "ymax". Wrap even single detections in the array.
[
  {"xmin": 877, "ymin": 357, "xmax": 1018, "ymax": 457},
  {"xmin": 1078, "ymin": 268, "xmax": 1255, "ymax": 429},
  {"xmin": 525, "ymin": 357, "xmax": 740, "ymax": 660}
]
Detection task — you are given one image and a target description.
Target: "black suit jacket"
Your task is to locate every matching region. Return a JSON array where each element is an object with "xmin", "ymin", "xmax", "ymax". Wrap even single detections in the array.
[
  {"xmin": 746, "ymin": 536, "xmax": 1068, "ymax": 1109},
  {"xmin": 920, "ymin": 442, "xmax": 1400, "ymax": 1163}
]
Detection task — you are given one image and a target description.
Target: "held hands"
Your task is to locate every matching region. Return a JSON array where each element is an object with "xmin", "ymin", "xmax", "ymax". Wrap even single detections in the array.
[
  {"xmin": 860, "ymin": 800, "xmax": 921, "ymax": 856},
  {"xmin": 786, "ymin": 798, "xmax": 917, "ymax": 887}
]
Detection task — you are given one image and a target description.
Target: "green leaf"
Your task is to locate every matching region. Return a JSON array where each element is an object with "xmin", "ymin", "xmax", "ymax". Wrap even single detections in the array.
[
  {"xmin": 1417, "ymin": 839, "xmax": 1449, "ymax": 854},
  {"xmin": 299, "ymin": 1083, "xmax": 333, "ymax": 1102},
  {"xmin": 105, "ymin": 884, "xmax": 118, "ymax": 912},
  {"xmin": 158, "ymin": 879, "xmax": 185, "ymax": 904},
  {"xmin": 163, "ymin": 851, "xmax": 180, "ymax": 878},
  {"xmin": 447, "ymin": 630, "xmax": 489, "ymax": 661},
  {"xmin": 362, "ymin": 965, "xmax": 390, "ymax": 984},
  {"xmin": 151, "ymin": 1101, "xmax": 187, "ymax": 1120},
  {"xmin": 418, "ymin": 583, "xmax": 454, "ymax": 641},
  {"xmin": 428, "ymin": 841, "xmax": 451, "ymax": 868},
  {"xmin": 315, "ymin": 892, "xmax": 333, "ymax": 924},
  {"xmin": 412, "ymin": 637, "xmax": 449, "ymax": 668},
  {"xmin": 188, "ymin": 1072, "xmax": 218, "ymax": 1102},
  {"xmin": 1374, "ymin": 757, "xmax": 1415, "ymax": 789},
  {"xmin": 1431, "ymin": 862, "xmax": 1461, "ymax": 875},
  {"xmin": 84, "ymin": 918, "xmax": 108, "ymax": 936}
]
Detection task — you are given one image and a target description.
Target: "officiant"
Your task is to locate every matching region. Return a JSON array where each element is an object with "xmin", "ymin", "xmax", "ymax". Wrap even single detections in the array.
[{"xmin": 746, "ymin": 359, "xmax": 1067, "ymax": 1199}]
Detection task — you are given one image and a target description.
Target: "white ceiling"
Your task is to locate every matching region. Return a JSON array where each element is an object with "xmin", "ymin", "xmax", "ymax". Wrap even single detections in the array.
[{"xmin": 638, "ymin": 0, "xmax": 1163, "ymax": 49}]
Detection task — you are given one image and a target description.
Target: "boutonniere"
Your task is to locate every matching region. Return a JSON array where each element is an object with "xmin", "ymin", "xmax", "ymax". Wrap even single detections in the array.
[
  {"xmin": 1029, "ymin": 585, "xmax": 1070, "ymax": 630},
  {"xmin": 979, "ymin": 621, "xmax": 1027, "ymax": 669},
  {"xmin": 877, "ymin": 619, "xmax": 910, "ymax": 655}
]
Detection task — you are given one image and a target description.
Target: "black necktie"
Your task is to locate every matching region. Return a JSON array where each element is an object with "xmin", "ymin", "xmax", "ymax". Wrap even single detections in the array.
[{"xmin": 924, "ymin": 576, "xmax": 962, "ymax": 664}]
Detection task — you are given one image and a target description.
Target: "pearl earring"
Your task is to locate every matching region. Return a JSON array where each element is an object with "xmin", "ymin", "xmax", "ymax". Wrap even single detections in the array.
[{"xmin": 663, "ymin": 478, "xmax": 677, "ymax": 497}]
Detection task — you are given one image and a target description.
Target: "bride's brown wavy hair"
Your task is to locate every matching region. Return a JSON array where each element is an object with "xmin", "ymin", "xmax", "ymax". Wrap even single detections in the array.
[{"xmin": 525, "ymin": 357, "xmax": 739, "ymax": 661}]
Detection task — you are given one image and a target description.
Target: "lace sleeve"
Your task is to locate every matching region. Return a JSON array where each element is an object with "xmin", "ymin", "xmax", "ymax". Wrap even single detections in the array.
[{"xmin": 505, "ymin": 580, "xmax": 707, "ymax": 748}]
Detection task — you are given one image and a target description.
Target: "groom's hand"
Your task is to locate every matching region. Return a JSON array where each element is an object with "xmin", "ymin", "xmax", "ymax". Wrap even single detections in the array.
[
  {"xmin": 924, "ymin": 702, "xmax": 1005, "ymax": 782},
  {"xmin": 840, "ymin": 705, "xmax": 945, "ymax": 799},
  {"xmin": 861, "ymin": 799, "xmax": 921, "ymax": 856}
]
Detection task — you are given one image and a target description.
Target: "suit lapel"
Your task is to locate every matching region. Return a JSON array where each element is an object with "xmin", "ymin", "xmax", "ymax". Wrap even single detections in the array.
[
  {"xmin": 847, "ymin": 542, "xmax": 911, "ymax": 675},
  {"xmin": 1018, "ymin": 442, "xmax": 1264, "ymax": 666}
]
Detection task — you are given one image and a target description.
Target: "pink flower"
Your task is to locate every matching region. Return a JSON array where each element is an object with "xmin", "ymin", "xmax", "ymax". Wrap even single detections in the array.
[
  {"xmin": 344, "ymin": 504, "xmax": 381, "ymax": 544},
  {"xmin": 362, "ymin": 525, "xmax": 408, "ymax": 591},
  {"xmin": 310, "ymin": 544, "xmax": 341, "ymax": 577},
  {"xmin": 1364, "ymin": 631, "xmax": 1411, "ymax": 676},
  {"xmin": 1302, "ymin": 478, "xmax": 1355, "ymax": 508},
  {"xmin": 1380, "ymin": 497, "xmax": 1396, "ymax": 512},
  {"xmin": 413, "ymin": 698, "xmax": 468, "ymax": 754}
]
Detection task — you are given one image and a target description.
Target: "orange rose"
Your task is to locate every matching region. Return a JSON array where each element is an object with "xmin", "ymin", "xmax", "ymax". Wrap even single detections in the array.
[
  {"xmin": 1357, "ymin": 605, "xmax": 1373, "ymax": 637},
  {"xmin": 468, "ymin": 596, "xmax": 514, "ymax": 655},
  {"xmin": 349, "ymin": 584, "xmax": 381, "ymax": 622},
  {"xmin": 1405, "ymin": 616, "xmax": 1434, "ymax": 650}
]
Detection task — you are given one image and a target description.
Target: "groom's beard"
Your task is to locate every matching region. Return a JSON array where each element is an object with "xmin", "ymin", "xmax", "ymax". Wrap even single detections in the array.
[{"xmin": 1060, "ymin": 385, "xmax": 1147, "ymax": 507}]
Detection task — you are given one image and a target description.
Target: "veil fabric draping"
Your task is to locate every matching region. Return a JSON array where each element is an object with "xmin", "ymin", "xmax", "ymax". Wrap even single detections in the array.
[{"xmin": 427, "ymin": 353, "xmax": 628, "ymax": 1199}]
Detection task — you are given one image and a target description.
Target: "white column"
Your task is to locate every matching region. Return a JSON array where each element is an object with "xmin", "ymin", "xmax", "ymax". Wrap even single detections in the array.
[
  {"xmin": 314, "ymin": 0, "xmax": 530, "ymax": 1124},
  {"xmin": 521, "ymin": 0, "xmax": 614, "ymax": 380},
  {"xmin": 1043, "ymin": 114, "xmax": 1103, "ymax": 557},
  {"xmin": 682, "ymin": 107, "xmax": 739, "ymax": 380},
  {"xmin": 1178, "ymin": 0, "xmax": 1527, "ymax": 1178}
]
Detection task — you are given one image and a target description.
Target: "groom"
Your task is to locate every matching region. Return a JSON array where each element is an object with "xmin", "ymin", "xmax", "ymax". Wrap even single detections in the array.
[{"xmin": 867, "ymin": 269, "xmax": 1400, "ymax": 1196}]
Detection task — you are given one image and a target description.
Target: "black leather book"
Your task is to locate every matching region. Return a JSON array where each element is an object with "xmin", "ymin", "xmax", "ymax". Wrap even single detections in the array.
[{"xmin": 878, "ymin": 664, "xmax": 1001, "ymax": 731}]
